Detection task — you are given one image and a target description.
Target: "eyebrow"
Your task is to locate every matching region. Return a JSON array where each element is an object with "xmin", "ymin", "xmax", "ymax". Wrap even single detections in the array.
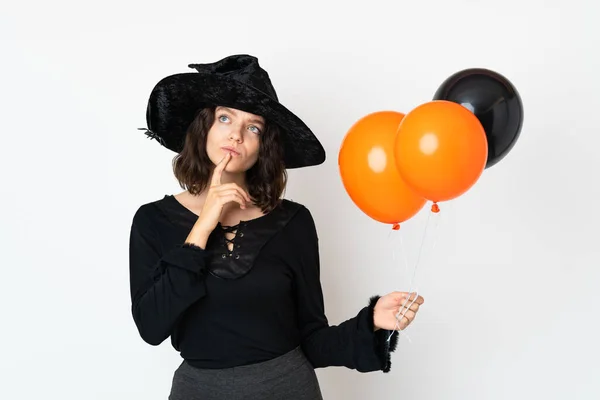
[{"xmin": 219, "ymin": 107, "xmax": 265, "ymax": 125}]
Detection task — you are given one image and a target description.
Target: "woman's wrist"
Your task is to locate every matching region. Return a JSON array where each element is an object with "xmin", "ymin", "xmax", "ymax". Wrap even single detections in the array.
[{"xmin": 185, "ymin": 221, "xmax": 212, "ymax": 249}]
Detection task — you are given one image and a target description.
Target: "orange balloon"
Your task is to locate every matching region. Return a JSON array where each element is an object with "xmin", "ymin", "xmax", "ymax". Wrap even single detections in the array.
[
  {"xmin": 339, "ymin": 111, "xmax": 426, "ymax": 225},
  {"xmin": 394, "ymin": 101, "xmax": 488, "ymax": 203}
]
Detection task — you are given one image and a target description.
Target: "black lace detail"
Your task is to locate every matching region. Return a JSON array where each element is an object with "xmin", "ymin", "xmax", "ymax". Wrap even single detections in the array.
[
  {"xmin": 206, "ymin": 201, "xmax": 302, "ymax": 280},
  {"xmin": 220, "ymin": 223, "xmax": 241, "ymax": 258}
]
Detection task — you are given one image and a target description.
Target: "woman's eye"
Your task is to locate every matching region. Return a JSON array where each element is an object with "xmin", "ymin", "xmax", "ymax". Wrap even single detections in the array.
[
  {"xmin": 248, "ymin": 125, "xmax": 261, "ymax": 134},
  {"xmin": 218, "ymin": 115, "xmax": 230, "ymax": 123}
]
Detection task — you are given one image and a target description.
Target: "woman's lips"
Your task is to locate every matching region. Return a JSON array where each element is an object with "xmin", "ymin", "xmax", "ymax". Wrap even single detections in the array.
[{"xmin": 221, "ymin": 146, "xmax": 241, "ymax": 156}]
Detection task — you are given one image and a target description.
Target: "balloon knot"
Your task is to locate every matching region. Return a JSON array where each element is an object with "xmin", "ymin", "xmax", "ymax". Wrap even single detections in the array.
[
  {"xmin": 392, "ymin": 223, "xmax": 400, "ymax": 230},
  {"xmin": 431, "ymin": 203, "xmax": 440, "ymax": 213}
]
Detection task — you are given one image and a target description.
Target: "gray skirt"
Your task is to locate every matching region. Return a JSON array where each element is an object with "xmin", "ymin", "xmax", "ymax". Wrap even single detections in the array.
[{"xmin": 168, "ymin": 346, "xmax": 324, "ymax": 400}]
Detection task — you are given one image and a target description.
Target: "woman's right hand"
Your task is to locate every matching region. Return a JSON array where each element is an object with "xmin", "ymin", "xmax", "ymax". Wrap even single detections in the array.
[{"xmin": 194, "ymin": 152, "xmax": 252, "ymax": 236}]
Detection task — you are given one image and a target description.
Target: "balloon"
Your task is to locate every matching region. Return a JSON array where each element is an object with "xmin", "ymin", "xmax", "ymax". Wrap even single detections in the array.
[
  {"xmin": 394, "ymin": 101, "xmax": 488, "ymax": 203},
  {"xmin": 339, "ymin": 111, "xmax": 426, "ymax": 226},
  {"xmin": 433, "ymin": 68, "xmax": 524, "ymax": 169}
]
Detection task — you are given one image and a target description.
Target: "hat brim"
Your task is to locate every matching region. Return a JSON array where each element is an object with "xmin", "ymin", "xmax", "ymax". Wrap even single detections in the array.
[{"xmin": 146, "ymin": 72, "xmax": 325, "ymax": 169}]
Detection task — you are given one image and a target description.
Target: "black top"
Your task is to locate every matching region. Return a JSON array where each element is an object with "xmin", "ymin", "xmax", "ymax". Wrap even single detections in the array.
[{"xmin": 128, "ymin": 195, "xmax": 398, "ymax": 372}]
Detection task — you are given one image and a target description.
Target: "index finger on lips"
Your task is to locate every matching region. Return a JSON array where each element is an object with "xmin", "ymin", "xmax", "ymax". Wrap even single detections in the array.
[{"xmin": 211, "ymin": 152, "xmax": 231, "ymax": 186}]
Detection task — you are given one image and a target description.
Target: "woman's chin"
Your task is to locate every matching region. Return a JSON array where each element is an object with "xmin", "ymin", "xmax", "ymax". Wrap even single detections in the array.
[{"xmin": 223, "ymin": 162, "xmax": 248, "ymax": 174}]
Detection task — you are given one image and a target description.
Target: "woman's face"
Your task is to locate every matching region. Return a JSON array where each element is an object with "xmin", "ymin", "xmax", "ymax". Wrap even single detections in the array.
[{"xmin": 206, "ymin": 106, "xmax": 265, "ymax": 173}]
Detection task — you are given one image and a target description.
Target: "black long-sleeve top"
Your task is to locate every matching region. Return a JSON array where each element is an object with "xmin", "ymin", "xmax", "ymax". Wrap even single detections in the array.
[{"xmin": 128, "ymin": 195, "xmax": 398, "ymax": 372}]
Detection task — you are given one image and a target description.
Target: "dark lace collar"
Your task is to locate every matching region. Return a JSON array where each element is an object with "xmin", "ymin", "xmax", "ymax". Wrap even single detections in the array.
[{"xmin": 160, "ymin": 195, "xmax": 302, "ymax": 280}]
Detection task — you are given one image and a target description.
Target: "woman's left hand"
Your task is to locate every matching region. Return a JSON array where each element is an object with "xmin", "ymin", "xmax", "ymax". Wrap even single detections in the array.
[{"xmin": 373, "ymin": 292, "xmax": 424, "ymax": 331}]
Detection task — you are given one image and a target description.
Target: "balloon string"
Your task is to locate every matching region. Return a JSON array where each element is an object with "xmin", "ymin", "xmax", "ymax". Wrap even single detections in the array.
[
  {"xmin": 387, "ymin": 229, "xmax": 413, "ymax": 343},
  {"xmin": 387, "ymin": 211, "xmax": 430, "ymax": 341},
  {"xmin": 387, "ymin": 225, "xmax": 411, "ymax": 277},
  {"xmin": 387, "ymin": 204, "xmax": 442, "ymax": 342},
  {"xmin": 399, "ymin": 231, "xmax": 410, "ymax": 281},
  {"xmin": 429, "ymin": 208, "xmax": 442, "ymax": 254}
]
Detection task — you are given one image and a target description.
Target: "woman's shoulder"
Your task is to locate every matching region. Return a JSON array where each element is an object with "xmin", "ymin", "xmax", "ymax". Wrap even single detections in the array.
[
  {"xmin": 134, "ymin": 194, "xmax": 166, "ymax": 212},
  {"xmin": 277, "ymin": 198, "xmax": 311, "ymax": 218},
  {"xmin": 247, "ymin": 198, "xmax": 315, "ymax": 234},
  {"xmin": 277, "ymin": 199, "xmax": 318, "ymax": 231},
  {"xmin": 131, "ymin": 195, "xmax": 174, "ymax": 225}
]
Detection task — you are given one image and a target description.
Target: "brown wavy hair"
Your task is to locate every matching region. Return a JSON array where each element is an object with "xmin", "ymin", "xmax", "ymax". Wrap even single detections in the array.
[{"xmin": 172, "ymin": 107, "xmax": 287, "ymax": 213}]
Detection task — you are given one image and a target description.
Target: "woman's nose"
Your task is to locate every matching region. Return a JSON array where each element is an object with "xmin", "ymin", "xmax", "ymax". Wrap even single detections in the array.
[{"xmin": 228, "ymin": 125, "xmax": 244, "ymax": 142}]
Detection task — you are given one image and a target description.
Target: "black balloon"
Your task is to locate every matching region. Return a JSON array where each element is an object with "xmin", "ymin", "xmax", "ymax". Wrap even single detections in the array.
[{"xmin": 433, "ymin": 68, "xmax": 524, "ymax": 169}]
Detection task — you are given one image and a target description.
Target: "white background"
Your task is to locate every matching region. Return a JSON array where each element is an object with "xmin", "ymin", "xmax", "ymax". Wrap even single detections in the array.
[{"xmin": 2, "ymin": 0, "xmax": 599, "ymax": 399}]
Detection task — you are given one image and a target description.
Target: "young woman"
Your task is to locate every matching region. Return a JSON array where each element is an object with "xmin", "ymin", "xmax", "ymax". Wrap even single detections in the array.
[{"xmin": 129, "ymin": 54, "xmax": 424, "ymax": 399}]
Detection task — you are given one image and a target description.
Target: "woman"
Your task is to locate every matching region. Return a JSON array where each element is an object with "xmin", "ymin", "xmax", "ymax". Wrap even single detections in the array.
[{"xmin": 129, "ymin": 54, "xmax": 424, "ymax": 399}]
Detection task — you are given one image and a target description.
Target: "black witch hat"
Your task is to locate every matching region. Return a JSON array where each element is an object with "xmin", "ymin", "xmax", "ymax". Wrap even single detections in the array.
[{"xmin": 139, "ymin": 54, "xmax": 326, "ymax": 168}]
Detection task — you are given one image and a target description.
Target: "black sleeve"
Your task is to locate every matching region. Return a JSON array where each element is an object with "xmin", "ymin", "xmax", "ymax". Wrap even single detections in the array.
[
  {"xmin": 129, "ymin": 205, "xmax": 209, "ymax": 346},
  {"xmin": 290, "ymin": 206, "xmax": 399, "ymax": 373}
]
